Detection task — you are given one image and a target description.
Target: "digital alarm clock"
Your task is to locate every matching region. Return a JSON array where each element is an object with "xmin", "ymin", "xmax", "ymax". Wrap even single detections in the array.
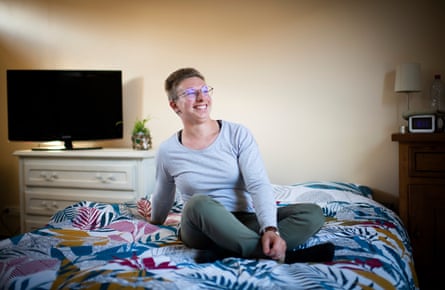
[{"xmin": 408, "ymin": 114, "xmax": 435, "ymax": 133}]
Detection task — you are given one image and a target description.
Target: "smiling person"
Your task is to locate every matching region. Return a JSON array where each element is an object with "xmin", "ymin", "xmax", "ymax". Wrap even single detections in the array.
[{"xmin": 150, "ymin": 67, "xmax": 335, "ymax": 263}]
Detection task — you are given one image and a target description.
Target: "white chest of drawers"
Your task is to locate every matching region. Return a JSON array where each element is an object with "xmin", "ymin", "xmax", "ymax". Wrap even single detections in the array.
[{"xmin": 14, "ymin": 149, "xmax": 156, "ymax": 232}]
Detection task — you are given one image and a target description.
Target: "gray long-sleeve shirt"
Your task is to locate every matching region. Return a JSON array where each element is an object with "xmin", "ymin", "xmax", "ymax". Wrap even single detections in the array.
[{"xmin": 150, "ymin": 120, "xmax": 277, "ymax": 233}]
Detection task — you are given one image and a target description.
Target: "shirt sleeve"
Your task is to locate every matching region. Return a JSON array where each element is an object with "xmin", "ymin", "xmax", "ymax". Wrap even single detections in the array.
[
  {"xmin": 234, "ymin": 125, "xmax": 277, "ymax": 233},
  {"xmin": 150, "ymin": 144, "xmax": 177, "ymax": 225}
]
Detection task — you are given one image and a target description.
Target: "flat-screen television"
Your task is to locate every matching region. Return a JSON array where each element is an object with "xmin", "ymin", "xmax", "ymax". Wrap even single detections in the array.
[{"xmin": 7, "ymin": 69, "xmax": 123, "ymax": 150}]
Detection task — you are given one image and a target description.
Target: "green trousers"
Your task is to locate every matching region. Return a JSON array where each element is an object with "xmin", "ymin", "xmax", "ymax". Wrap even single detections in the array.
[{"xmin": 179, "ymin": 194, "xmax": 325, "ymax": 258}]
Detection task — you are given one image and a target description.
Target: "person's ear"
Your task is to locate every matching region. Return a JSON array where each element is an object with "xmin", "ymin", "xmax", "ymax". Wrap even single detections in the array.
[{"xmin": 170, "ymin": 100, "xmax": 181, "ymax": 114}]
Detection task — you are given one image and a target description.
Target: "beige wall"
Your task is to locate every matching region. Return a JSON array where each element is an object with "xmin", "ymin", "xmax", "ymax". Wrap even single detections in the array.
[{"xmin": 1, "ymin": 0, "xmax": 444, "ymax": 236}]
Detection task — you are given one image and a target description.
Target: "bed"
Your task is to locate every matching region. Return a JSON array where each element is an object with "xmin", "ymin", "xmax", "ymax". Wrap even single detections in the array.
[{"xmin": 0, "ymin": 181, "xmax": 418, "ymax": 289}]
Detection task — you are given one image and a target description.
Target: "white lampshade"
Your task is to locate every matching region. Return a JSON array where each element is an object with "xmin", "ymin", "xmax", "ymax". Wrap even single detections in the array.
[{"xmin": 394, "ymin": 63, "xmax": 422, "ymax": 92}]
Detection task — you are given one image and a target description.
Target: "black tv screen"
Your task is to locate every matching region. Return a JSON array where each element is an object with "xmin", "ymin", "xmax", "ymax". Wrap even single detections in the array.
[{"xmin": 7, "ymin": 69, "xmax": 123, "ymax": 150}]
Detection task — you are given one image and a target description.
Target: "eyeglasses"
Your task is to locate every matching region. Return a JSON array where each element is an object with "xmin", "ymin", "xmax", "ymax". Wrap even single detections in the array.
[{"xmin": 177, "ymin": 85, "xmax": 214, "ymax": 101}]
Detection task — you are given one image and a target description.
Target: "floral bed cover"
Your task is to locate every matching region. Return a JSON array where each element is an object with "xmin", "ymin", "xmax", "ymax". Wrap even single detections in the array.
[{"xmin": 0, "ymin": 182, "xmax": 418, "ymax": 290}]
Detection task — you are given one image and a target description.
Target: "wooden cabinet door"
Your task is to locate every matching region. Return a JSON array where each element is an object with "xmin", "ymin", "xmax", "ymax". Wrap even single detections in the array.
[{"xmin": 408, "ymin": 184, "xmax": 445, "ymax": 289}]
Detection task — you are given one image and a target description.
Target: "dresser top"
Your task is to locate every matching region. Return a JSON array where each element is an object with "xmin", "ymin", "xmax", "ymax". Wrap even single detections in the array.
[
  {"xmin": 392, "ymin": 133, "xmax": 445, "ymax": 143},
  {"xmin": 14, "ymin": 148, "xmax": 156, "ymax": 158}
]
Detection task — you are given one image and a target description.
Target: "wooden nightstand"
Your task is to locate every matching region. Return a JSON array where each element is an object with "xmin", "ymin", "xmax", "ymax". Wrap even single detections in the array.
[{"xmin": 392, "ymin": 133, "xmax": 445, "ymax": 290}]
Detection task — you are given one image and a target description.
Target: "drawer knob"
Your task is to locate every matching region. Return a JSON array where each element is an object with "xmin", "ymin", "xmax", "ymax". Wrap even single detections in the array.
[
  {"xmin": 41, "ymin": 201, "xmax": 50, "ymax": 209},
  {"xmin": 96, "ymin": 174, "xmax": 116, "ymax": 183},
  {"xmin": 413, "ymin": 230, "xmax": 421, "ymax": 239},
  {"xmin": 40, "ymin": 172, "xmax": 58, "ymax": 181},
  {"xmin": 106, "ymin": 175, "xmax": 116, "ymax": 182},
  {"xmin": 41, "ymin": 201, "xmax": 59, "ymax": 210}
]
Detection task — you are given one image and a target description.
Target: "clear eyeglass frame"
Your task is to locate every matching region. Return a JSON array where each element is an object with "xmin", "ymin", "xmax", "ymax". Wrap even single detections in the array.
[{"xmin": 177, "ymin": 85, "xmax": 214, "ymax": 101}]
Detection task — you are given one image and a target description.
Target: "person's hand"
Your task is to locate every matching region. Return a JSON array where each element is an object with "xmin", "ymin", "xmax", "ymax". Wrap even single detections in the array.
[{"xmin": 261, "ymin": 231, "xmax": 287, "ymax": 262}]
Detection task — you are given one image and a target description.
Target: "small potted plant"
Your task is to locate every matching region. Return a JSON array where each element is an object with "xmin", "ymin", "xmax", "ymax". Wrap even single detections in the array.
[{"xmin": 131, "ymin": 117, "xmax": 152, "ymax": 150}]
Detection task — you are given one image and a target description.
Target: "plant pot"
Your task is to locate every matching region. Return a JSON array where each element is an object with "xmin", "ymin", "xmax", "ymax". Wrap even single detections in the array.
[{"xmin": 131, "ymin": 133, "xmax": 152, "ymax": 150}]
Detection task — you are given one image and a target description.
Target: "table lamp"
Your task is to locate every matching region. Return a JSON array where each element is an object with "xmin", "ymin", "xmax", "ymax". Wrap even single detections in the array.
[{"xmin": 394, "ymin": 62, "xmax": 422, "ymax": 118}]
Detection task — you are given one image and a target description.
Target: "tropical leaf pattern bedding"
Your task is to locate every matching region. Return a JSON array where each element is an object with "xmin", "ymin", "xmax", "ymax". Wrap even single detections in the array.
[{"xmin": 0, "ymin": 182, "xmax": 418, "ymax": 290}]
